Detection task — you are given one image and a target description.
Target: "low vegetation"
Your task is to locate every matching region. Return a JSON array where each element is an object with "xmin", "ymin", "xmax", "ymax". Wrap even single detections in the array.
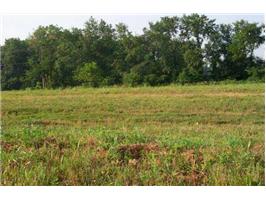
[{"xmin": 0, "ymin": 83, "xmax": 264, "ymax": 185}]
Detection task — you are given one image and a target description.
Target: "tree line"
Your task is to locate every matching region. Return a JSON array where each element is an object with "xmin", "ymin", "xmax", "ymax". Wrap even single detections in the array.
[{"xmin": 0, "ymin": 14, "xmax": 265, "ymax": 90}]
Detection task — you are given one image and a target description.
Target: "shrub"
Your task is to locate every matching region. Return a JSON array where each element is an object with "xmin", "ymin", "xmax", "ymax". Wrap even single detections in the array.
[
  {"xmin": 178, "ymin": 68, "xmax": 202, "ymax": 84},
  {"xmin": 123, "ymin": 72, "xmax": 143, "ymax": 86},
  {"xmin": 74, "ymin": 62, "xmax": 103, "ymax": 87},
  {"xmin": 246, "ymin": 66, "xmax": 265, "ymax": 81},
  {"xmin": 144, "ymin": 74, "xmax": 158, "ymax": 86}
]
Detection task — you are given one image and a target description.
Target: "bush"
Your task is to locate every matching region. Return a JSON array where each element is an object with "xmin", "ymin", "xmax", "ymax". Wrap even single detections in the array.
[
  {"xmin": 144, "ymin": 74, "xmax": 159, "ymax": 86},
  {"xmin": 74, "ymin": 62, "xmax": 103, "ymax": 87},
  {"xmin": 123, "ymin": 72, "xmax": 143, "ymax": 86},
  {"xmin": 178, "ymin": 68, "xmax": 202, "ymax": 84},
  {"xmin": 101, "ymin": 71, "xmax": 122, "ymax": 86},
  {"xmin": 246, "ymin": 66, "xmax": 265, "ymax": 81}
]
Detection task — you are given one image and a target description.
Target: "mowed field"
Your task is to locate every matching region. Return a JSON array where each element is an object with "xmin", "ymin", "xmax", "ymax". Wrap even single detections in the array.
[{"xmin": 0, "ymin": 83, "xmax": 265, "ymax": 185}]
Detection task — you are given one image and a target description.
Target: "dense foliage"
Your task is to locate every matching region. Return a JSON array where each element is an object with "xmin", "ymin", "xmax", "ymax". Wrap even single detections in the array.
[{"xmin": 1, "ymin": 14, "xmax": 265, "ymax": 90}]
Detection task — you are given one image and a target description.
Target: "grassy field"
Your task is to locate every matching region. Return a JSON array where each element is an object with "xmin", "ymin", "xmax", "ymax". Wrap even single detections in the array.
[{"xmin": 0, "ymin": 83, "xmax": 265, "ymax": 185}]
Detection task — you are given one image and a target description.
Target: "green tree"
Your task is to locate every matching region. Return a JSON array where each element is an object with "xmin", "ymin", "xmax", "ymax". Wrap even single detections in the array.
[
  {"xmin": 1, "ymin": 38, "xmax": 29, "ymax": 90},
  {"xmin": 122, "ymin": 16, "xmax": 184, "ymax": 86},
  {"xmin": 228, "ymin": 20, "xmax": 265, "ymax": 79},
  {"xmin": 179, "ymin": 14, "xmax": 216, "ymax": 81},
  {"xmin": 142, "ymin": 16, "xmax": 183, "ymax": 85},
  {"xmin": 121, "ymin": 34, "xmax": 149, "ymax": 85},
  {"xmin": 112, "ymin": 23, "xmax": 134, "ymax": 80},
  {"xmin": 178, "ymin": 42, "xmax": 203, "ymax": 83},
  {"xmin": 82, "ymin": 17, "xmax": 119, "ymax": 85},
  {"xmin": 1, "ymin": 15, "xmax": 265, "ymax": 90},
  {"xmin": 54, "ymin": 28, "xmax": 83, "ymax": 87},
  {"xmin": 179, "ymin": 14, "xmax": 216, "ymax": 49},
  {"xmin": 26, "ymin": 25, "xmax": 64, "ymax": 88},
  {"xmin": 205, "ymin": 24, "xmax": 234, "ymax": 80}
]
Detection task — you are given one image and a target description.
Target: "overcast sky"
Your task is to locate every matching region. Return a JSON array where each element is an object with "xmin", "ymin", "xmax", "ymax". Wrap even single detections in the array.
[{"xmin": 1, "ymin": 14, "xmax": 265, "ymax": 58}]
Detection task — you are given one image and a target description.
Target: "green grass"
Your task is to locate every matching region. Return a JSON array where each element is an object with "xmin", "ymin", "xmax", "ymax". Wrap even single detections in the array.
[{"xmin": 0, "ymin": 83, "xmax": 264, "ymax": 185}]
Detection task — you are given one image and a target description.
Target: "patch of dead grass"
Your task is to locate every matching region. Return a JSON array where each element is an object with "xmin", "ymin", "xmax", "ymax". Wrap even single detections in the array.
[{"xmin": 118, "ymin": 143, "xmax": 160, "ymax": 161}]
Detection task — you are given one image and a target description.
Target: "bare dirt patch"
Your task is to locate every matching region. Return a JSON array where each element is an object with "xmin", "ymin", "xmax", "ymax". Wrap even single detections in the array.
[
  {"xmin": 0, "ymin": 141, "xmax": 16, "ymax": 152},
  {"xmin": 118, "ymin": 143, "xmax": 160, "ymax": 161},
  {"xmin": 177, "ymin": 148, "xmax": 207, "ymax": 185},
  {"xmin": 33, "ymin": 136, "xmax": 70, "ymax": 152},
  {"xmin": 177, "ymin": 170, "xmax": 206, "ymax": 185},
  {"xmin": 181, "ymin": 149, "xmax": 204, "ymax": 165},
  {"xmin": 250, "ymin": 144, "xmax": 264, "ymax": 155}
]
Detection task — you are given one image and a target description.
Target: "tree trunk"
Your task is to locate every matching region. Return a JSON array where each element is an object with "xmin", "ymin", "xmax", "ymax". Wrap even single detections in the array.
[{"xmin": 42, "ymin": 76, "xmax": 45, "ymax": 89}]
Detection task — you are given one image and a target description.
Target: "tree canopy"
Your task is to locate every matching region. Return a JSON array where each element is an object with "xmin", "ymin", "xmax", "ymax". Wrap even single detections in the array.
[{"xmin": 1, "ymin": 14, "xmax": 265, "ymax": 90}]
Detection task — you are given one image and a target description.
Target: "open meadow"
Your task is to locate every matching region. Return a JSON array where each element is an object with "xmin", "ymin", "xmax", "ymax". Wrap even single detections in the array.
[{"xmin": 0, "ymin": 83, "xmax": 265, "ymax": 185}]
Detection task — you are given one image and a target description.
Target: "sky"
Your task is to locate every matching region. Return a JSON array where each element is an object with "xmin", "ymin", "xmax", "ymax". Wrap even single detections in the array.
[{"xmin": 1, "ymin": 14, "xmax": 265, "ymax": 58}]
